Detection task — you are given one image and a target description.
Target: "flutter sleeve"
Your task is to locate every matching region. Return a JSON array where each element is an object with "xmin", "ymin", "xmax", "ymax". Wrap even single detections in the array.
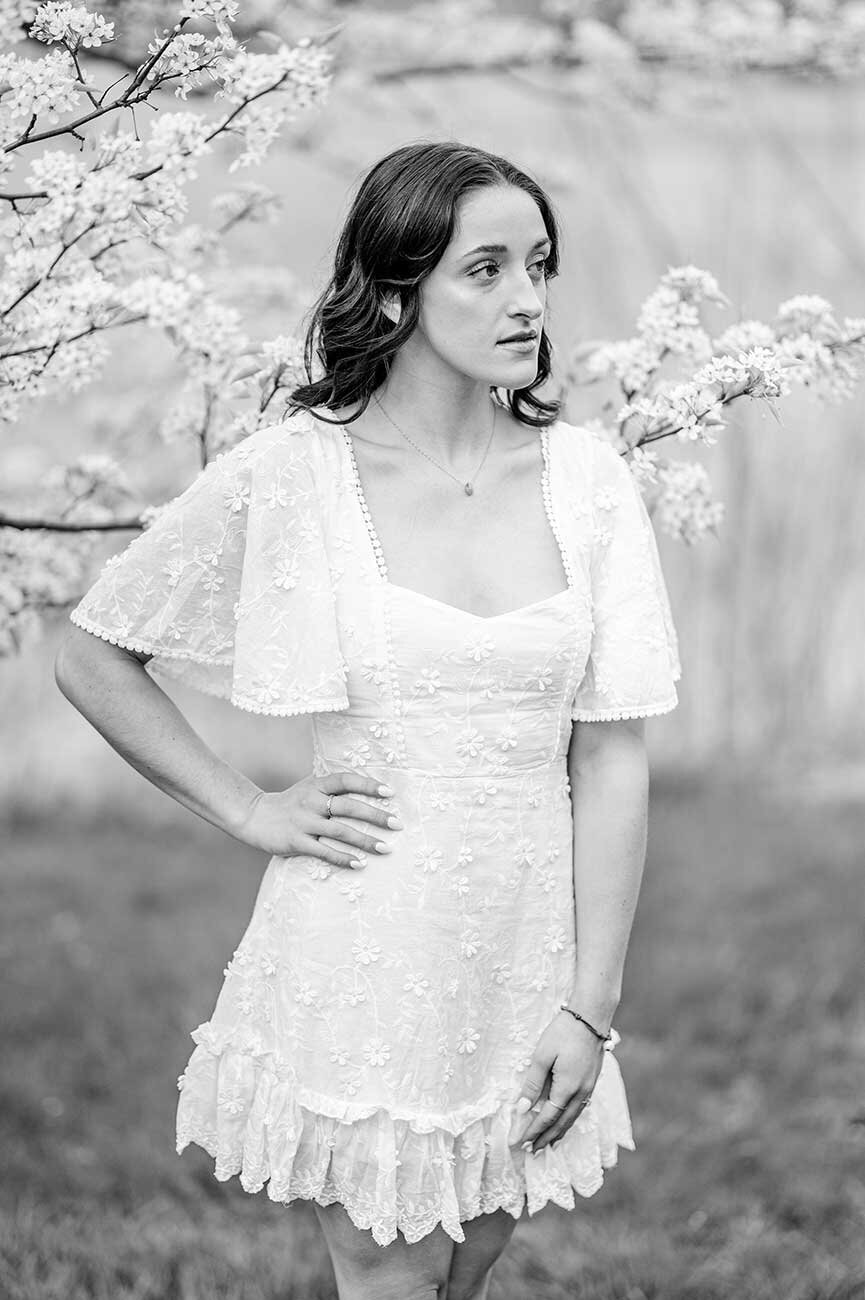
[
  {"xmin": 571, "ymin": 438, "xmax": 682, "ymax": 722},
  {"xmin": 67, "ymin": 421, "xmax": 350, "ymax": 716}
]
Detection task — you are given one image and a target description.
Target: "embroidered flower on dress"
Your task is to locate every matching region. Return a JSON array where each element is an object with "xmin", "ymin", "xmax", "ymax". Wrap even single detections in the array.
[
  {"xmin": 459, "ymin": 929, "xmax": 481, "ymax": 959},
  {"xmin": 294, "ymin": 980, "xmax": 316, "ymax": 1006},
  {"xmin": 360, "ymin": 658, "xmax": 390, "ymax": 689},
  {"xmin": 363, "ymin": 1038, "xmax": 391, "ymax": 1066},
  {"xmin": 544, "ymin": 925, "xmax": 567, "ymax": 952},
  {"xmin": 224, "ymin": 480, "xmax": 250, "ymax": 513},
  {"xmin": 262, "ymin": 482, "xmax": 289, "ymax": 510},
  {"xmin": 536, "ymin": 868, "xmax": 556, "ymax": 894},
  {"xmin": 164, "ymin": 558, "xmax": 185, "ymax": 588},
  {"xmin": 464, "ymin": 636, "xmax": 495, "ymax": 663},
  {"xmin": 274, "ymin": 554, "xmax": 300, "ymax": 590},
  {"xmin": 218, "ymin": 1088, "xmax": 247, "ymax": 1115},
  {"xmin": 593, "ymin": 486, "xmax": 619, "ymax": 511},
  {"xmin": 513, "ymin": 837, "xmax": 536, "ymax": 869},
  {"xmin": 415, "ymin": 847, "xmax": 443, "ymax": 874},
  {"xmin": 456, "ymin": 727, "xmax": 485, "ymax": 760},
  {"xmin": 456, "ymin": 1027, "xmax": 480, "ymax": 1054},
  {"xmin": 352, "ymin": 939, "xmax": 381, "ymax": 965}
]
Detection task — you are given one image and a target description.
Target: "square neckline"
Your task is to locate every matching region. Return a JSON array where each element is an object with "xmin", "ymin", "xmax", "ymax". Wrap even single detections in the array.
[{"xmin": 331, "ymin": 413, "xmax": 576, "ymax": 623}]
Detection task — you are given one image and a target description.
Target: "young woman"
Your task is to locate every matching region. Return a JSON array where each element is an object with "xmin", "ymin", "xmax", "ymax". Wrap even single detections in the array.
[{"xmin": 56, "ymin": 140, "xmax": 681, "ymax": 1300}]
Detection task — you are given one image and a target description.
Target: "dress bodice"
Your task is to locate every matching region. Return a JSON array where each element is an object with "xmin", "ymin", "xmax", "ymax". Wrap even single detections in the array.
[
  {"xmin": 309, "ymin": 422, "xmax": 595, "ymax": 780},
  {"xmin": 312, "ymin": 582, "xmax": 591, "ymax": 779}
]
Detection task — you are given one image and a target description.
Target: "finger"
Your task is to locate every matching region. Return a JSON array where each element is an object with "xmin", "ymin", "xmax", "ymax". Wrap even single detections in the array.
[
  {"xmin": 319, "ymin": 771, "xmax": 395, "ymax": 801},
  {"xmin": 291, "ymin": 831, "xmax": 369, "ymax": 871},
  {"xmin": 311, "ymin": 816, "xmax": 394, "ymax": 856},
  {"xmin": 532, "ymin": 1095, "xmax": 591, "ymax": 1154},
  {"xmin": 518, "ymin": 1095, "xmax": 573, "ymax": 1149},
  {"xmin": 510, "ymin": 1071, "xmax": 552, "ymax": 1146},
  {"xmin": 328, "ymin": 793, "xmax": 405, "ymax": 833}
]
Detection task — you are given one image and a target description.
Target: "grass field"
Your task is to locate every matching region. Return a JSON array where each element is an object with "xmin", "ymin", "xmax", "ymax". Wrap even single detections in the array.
[{"xmin": 1, "ymin": 773, "xmax": 863, "ymax": 1300}]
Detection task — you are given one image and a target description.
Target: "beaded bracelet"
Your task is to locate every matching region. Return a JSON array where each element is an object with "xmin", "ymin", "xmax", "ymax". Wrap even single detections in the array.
[{"xmin": 559, "ymin": 1004, "xmax": 613, "ymax": 1044}]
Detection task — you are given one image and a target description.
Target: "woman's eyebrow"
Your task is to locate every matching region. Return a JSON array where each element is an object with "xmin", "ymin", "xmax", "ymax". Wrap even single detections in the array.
[{"xmin": 458, "ymin": 236, "xmax": 551, "ymax": 259}]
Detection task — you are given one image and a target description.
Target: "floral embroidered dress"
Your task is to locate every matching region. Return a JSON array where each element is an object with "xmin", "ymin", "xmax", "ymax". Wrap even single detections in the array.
[{"xmin": 68, "ymin": 408, "xmax": 681, "ymax": 1247}]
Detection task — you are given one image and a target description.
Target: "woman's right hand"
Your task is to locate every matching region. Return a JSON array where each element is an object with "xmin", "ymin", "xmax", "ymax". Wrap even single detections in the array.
[{"xmin": 234, "ymin": 771, "xmax": 404, "ymax": 869}]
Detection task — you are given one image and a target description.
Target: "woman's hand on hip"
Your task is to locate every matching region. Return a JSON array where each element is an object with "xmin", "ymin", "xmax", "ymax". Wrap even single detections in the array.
[
  {"xmin": 509, "ymin": 1012, "xmax": 606, "ymax": 1154},
  {"xmin": 234, "ymin": 771, "xmax": 403, "ymax": 869}
]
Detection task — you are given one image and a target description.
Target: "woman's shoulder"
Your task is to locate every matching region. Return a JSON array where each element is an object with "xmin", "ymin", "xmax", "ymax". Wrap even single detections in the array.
[
  {"xmin": 217, "ymin": 407, "xmax": 335, "ymax": 481},
  {"xmin": 546, "ymin": 416, "xmax": 614, "ymax": 483}
]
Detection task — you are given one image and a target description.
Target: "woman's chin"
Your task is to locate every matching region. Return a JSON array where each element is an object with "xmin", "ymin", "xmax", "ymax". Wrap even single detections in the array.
[{"xmin": 489, "ymin": 358, "xmax": 539, "ymax": 386}]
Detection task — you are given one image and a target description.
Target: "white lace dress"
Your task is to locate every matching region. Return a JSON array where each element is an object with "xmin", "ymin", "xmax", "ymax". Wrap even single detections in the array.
[{"xmin": 68, "ymin": 408, "xmax": 681, "ymax": 1247}]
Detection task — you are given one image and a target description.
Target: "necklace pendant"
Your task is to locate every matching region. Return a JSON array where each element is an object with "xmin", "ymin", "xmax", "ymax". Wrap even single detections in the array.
[{"xmin": 464, "ymin": 482, "xmax": 473, "ymax": 496}]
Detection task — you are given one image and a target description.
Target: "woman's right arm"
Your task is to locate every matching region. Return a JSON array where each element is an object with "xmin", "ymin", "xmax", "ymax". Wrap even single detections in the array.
[{"xmin": 54, "ymin": 625, "xmax": 398, "ymax": 868}]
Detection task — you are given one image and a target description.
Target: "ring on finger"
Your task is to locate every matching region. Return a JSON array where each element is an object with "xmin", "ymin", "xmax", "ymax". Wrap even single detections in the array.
[{"xmin": 324, "ymin": 793, "xmax": 334, "ymax": 818}]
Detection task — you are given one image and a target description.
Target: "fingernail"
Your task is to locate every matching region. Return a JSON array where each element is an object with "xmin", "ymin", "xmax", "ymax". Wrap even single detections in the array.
[
  {"xmin": 387, "ymin": 816, "xmax": 404, "ymax": 830},
  {"xmin": 350, "ymin": 859, "xmax": 366, "ymax": 870},
  {"xmin": 521, "ymin": 1141, "xmax": 533, "ymax": 1153},
  {"xmin": 374, "ymin": 841, "xmax": 391, "ymax": 854},
  {"xmin": 515, "ymin": 1097, "xmax": 532, "ymax": 1114},
  {"xmin": 378, "ymin": 785, "xmax": 394, "ymax": 796}
]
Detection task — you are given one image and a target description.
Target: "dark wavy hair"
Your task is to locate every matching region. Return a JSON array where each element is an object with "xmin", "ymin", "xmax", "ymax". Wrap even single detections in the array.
[{"xmin": 286, "ymin": 140, "xmax": 562, "ymax": 430}]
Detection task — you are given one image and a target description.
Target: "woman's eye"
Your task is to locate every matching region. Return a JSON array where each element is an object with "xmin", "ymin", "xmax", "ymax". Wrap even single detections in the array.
[{"xmin": 469, "ymin": 258, "xmax": 549, "ymax": 280}]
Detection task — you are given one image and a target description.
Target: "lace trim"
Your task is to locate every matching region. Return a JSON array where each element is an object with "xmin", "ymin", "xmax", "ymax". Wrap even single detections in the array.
[
  {"xmin": 571, "ymin": 691, "xmax": 680, "ymax": 722},
  {"xmin": 540, "ymin": 424, "xmax": 577, "ymax": 593},
  {"xmin": 176, "ymin": 1036, "xmax": 635, "ymax": 1247},
  {"xmin": 337, "ymin": 427, "xmax": 411, "ymax": 764},
  {"xmin": 69, "ymin": 609, "xmax": 233, "ymax": 664},
  {"xmin": 341, "ymin": 427, "xmax": 390, "ymax": 584},
  {"xmin": 69, "ymin": 609, "xmax": 350, "ymax": 719}
]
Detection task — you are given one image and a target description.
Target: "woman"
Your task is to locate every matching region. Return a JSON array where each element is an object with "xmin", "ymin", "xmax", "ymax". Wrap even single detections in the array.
[{"xmin": 56, "ymin": 141, "xmax": 681, "ymax": 1299}]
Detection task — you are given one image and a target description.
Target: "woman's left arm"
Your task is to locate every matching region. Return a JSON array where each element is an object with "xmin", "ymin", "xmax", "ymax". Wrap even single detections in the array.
[
  {"xmin": 565, "ymin": 715, "xmax": 649, "ymax": 1026},
  {"xmin": 511, "ymin": 717, "xmax": 649, "ymax": 1153}
]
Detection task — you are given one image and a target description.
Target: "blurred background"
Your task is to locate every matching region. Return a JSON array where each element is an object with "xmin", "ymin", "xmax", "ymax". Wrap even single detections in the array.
[{"xmin": 2, "ymin": 2, "xmax": 864, "ymax": 1297}]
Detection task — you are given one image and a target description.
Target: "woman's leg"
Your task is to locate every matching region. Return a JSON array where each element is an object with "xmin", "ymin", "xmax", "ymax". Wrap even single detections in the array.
[
  {"xmin": 313, "ymin": 1201, "xmax": 455, "ymax": 1300},
  {"xmin": 444, "ymin": 1208, "xmax": 520, "ymax": 1300}
]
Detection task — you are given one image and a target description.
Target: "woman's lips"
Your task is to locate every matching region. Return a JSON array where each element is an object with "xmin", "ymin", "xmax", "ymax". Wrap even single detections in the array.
[{"xmin": 497, "ymin": 337, "xmax": 538, "ymax": 352}]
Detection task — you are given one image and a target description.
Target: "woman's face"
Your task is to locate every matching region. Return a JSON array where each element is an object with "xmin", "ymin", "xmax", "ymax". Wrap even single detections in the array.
[{"xmin": 398, "ymin": 183, "xmax": 551, "ymax": 389}]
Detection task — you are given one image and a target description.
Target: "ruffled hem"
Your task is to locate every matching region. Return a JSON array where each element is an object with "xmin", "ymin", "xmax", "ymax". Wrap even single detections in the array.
[{"xmin": 175, "ymin": 1023, "xmax": 636, "ymax": 1247}]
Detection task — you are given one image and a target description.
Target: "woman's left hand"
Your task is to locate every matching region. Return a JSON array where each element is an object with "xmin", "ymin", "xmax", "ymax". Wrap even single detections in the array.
[{"xmin": 509, "ymin": 1011, "xmax": 606, "ymax": 1154}]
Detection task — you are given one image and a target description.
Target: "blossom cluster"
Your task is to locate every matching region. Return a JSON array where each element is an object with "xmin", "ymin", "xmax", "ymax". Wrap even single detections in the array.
[
  {"xmin": 569, "ymin": 266, "xmax": 864, "ymax": 544},
  {"xmin": 0, "ymin": 1, "xmax": 334, "ymax": 650}
]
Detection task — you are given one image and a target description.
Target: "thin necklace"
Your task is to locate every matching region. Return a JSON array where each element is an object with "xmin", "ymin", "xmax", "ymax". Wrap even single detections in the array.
[{"xmin": 372, "ymin": 394, "xmax": 497, "ymax": 496}]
